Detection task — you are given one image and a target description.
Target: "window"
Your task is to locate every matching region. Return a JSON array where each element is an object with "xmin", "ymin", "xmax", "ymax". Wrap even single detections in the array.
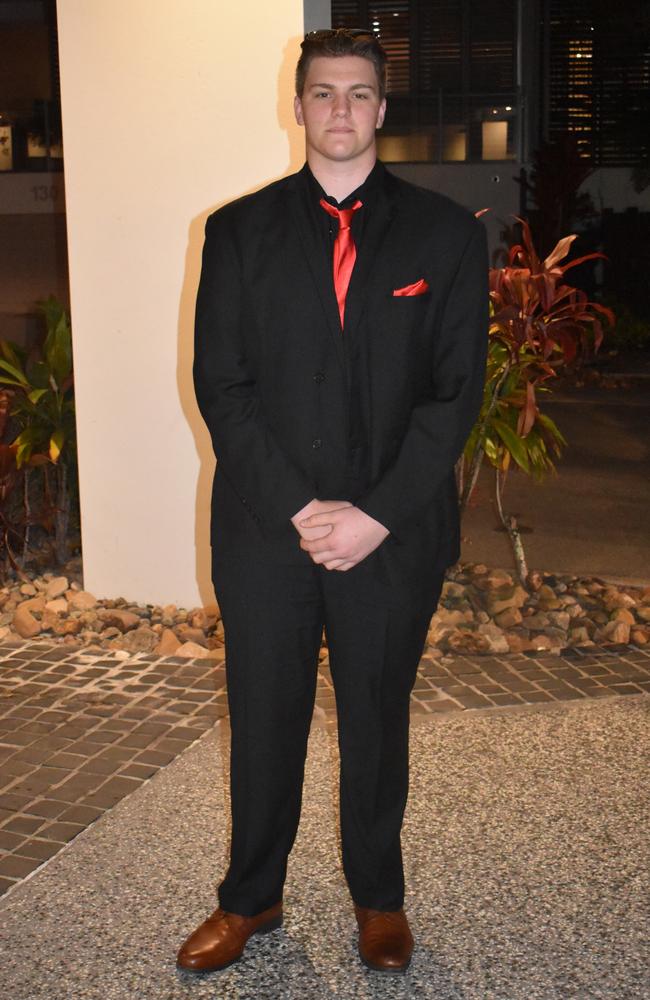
[
  {"xmin": 331, "ymin": 0, "xmax": 520, "ymax": 163},
  {"xmin": 544, "ymin": 0, "xmax": 650, "ymax": 166}
]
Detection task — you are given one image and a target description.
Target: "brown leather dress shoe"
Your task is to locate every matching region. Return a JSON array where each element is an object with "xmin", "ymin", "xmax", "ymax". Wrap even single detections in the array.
[
  {"xmin": 176, "ymin": 901, "xmax": 283, "ymax": 973},
  {"xmin": 354, "ymin": 903, "xmax": 414, "ymax": 973}
]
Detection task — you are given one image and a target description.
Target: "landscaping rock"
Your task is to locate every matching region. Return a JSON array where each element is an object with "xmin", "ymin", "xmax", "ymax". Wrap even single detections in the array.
[
  {"xmin": 45, "ymin": 598, "xmax": 68, "ymax": 615},
  {"xmin": 522, "ymin": 612, "xmax": 551, "ymax": 631},
  {"xmin": 45, "ymin": 576, "xmax": 69, "ymax": 600},
  {"xmin": 494, "ymin": 607, "xmax": 523, "ymax": 628},
  {"xmin": 67, "ymin": 590, "xmax": 98, "ymax": 612},
  {"xmin": 485, "ymin": 584, "xmax": 528, "ymax": 616},
  {"xmin": 175, "ymin": 641, "xmax": 211, "ymax": 659},
  {"xmin": 13, "ymin": 605, "xmax": 42, "ymax": 639},
  {"xmin": 112, "ymin": 626, "xmax": 159, "ymax": 653},
  {"xmin": 154, "ymin": 628, "xmax": 181, "ymax": 656},
  {"xmin": 20, "ymin": 594, "xmax": 46, "ymax": 614},
  {"xmin": 175, "ymin": 624, "xmax": 208, "ymax": 647},
  {"xmin": 0, "ymin": 562, "xmax": 647, "ymax": 659},
  {"xmin": 97, "ymin": 608, "xmax": 140, "ymax": 632},
  {"xmin": 597, "ymin": 620, "xmax": 631, "ymax": 645}
]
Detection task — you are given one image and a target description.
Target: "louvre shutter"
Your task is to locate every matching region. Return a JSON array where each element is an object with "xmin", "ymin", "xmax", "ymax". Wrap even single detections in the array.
[{"xmin": 546, "ymin": 0, "xmax": 650, "ymax": 166}]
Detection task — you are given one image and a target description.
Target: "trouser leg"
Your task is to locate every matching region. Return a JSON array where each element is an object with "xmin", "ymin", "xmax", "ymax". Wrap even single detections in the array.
[
  {"xmin": 321, "ymin": 566, "xmax": 446, "ymax": 910},
  {"xmin": 212, "ymin": 554, "xmax": 323, "ymax": 916}
]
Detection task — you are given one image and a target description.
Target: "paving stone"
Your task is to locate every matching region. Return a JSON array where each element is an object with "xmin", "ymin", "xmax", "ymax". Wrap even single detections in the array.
[
  {"xmin": 83, "ymin": 730, "xmax": 121, "ymax": 744},
  {"xmin": 1, "ymin": 815, "xmax": 46, "ymax": 836},
  {"xmin": 471, "ymin": 682, "xmax": 507, "ymax": 694},
  {"xmin": 40, "ymin": 821, "xmax": 86, "ymax": 844},
  {"xmin": 424, "ymin": 699, "xmax": 463, "ymax": 712},
  {"xmin": 45, "ymin": 773, "xmax": 105, "ymax": 801},
  {"xmin": 498, "ymin": 679, "xmax": 540, "ymax": 692},
  {"xmin": 76, "ymin": 757, "xmax": 122, "ymax": 776},
  {"xmin": 15, "ymin": 839, "xmax": 61, "ymax": 862},
  {"xmin": 93, "ymin": 745, "xmax": 134, "ymax": 762},
  {"xmin": 115, "ymin": 731, "xmax": 159, "ymax": 749},
  {"xmin": 0, "ymin": 759, "xmax": 33, "ymax": 778},
  {"xmin": 134, "ymin": 749, "xmax": 176, "ymax": 766},
  {"xmin": 81, "ymin": 775, "xmax": 143, "ymax": 808},
  {"xmin": 0, "ymin": 792, "xmax": 34, "ymax": 812},
  {"xmin": 21, "ymin": 799, "xmax": 69, "ymax": 819},
  {"xmin": 119, "ymin": 763, "xmax": 160, "ymax": 780},
  {"xmin": 165, "ymin": 701, "xmax": 201, "ymax": 715},
  {"xmin": 45, "ymin": 752, "xmax": 87, "ymax": 769},
  {"xmin": 62, "ymin": 740, "xmax": 108, "ymax": 757},
  {"xmin": 37, "ymin": 765, "xmax": 73, "ymax": 784},
  {"xmin": 57, "ymin": 804, "xmax": 104, "ymax": 825},
  {"xmin": 0, "ymin": 830, "xmax": 25, "ymax": 851},
  {"xmin": 164, "ymin": 725, "xmax": 205, "ymax": 742},
  {"xmin": 453, "ymin": 693, "xmax": 494, "ymax": 709},
  {"xmin": 487, "ymin": 693, "xmax": 526, "ymax": 706},
  {"xmin": 416, "ymin": 687, "xmax": 450, "ymax": 700},
  {"xmin": 8, "ymin": 772, "xmax": 58, "ymax": 796},
  {"xmin": 28, "ymin": 735, "xmax": 73, "ymax": 751},
  {"xmin": 1, "ymin": 731, "xmax": 37, "ymax": 747},
  {"xmin": 0, "ymin": 854, "xmax": 41, "ymax": 878}
]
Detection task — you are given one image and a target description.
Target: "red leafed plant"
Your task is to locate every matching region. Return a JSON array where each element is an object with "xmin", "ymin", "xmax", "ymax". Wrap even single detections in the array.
[{"xmin": 458, "ymin": 215, "xmax": 615, "ymax": 587}]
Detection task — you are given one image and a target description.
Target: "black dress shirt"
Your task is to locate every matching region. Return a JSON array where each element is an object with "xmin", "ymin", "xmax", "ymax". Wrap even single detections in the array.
[
  {"xmin": 304, "ymin": 159, "xmax": 384, "ymax": 263},
  {"xmin": 301, "ymin": 161, "xmax": 387, "ymax": 488}
]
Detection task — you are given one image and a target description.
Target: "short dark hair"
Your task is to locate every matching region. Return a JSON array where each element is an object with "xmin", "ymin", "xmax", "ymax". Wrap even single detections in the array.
[{"xmin": 296, "ymin": 28, "xmax": 388, "ymax": 101}]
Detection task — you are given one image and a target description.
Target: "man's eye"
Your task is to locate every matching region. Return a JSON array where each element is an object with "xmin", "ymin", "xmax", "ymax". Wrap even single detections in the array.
[
  {"xmin": 315, "ymin": 91, "xmax": 330, "ymax": 98},
  {"xmin": 354, "ymin": 93, "xmax": 368, "ymax": 99}
]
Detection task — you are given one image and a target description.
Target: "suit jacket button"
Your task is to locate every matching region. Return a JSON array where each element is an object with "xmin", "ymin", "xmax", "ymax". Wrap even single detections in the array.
[
  {"xmin": 312, "ymin": 438, "xmax": 322, "ymax": 449},
  {"xmin": 313, "ymin": 371, "xmax": 325, "ymax": 383}
]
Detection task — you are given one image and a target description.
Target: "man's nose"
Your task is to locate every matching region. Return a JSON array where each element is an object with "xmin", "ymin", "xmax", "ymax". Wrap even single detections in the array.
[{"xmin": 332, "ymin": 95, "xmax": 351, "ymax": 116}]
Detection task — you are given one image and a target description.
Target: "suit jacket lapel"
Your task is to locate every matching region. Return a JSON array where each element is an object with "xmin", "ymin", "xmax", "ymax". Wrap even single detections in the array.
[
  {"xmin": 343, "ymin": 170, "xmax": 400, "ymax": 342},
  {"xmin": 283, "ymin": 172, "xmax": 347, "ymax": 381}
]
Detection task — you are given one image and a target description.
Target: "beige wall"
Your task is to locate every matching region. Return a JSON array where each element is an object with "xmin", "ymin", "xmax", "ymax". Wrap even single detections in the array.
[{"xmin": 56, "ymin": 0, "xmax": 305, "ymax": 605}]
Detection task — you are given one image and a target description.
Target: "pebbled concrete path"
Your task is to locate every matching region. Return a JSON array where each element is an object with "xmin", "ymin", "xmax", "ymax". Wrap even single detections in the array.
[{"xmin": 1, "ymin": 694, "xmax": 648, "ymax": 999}]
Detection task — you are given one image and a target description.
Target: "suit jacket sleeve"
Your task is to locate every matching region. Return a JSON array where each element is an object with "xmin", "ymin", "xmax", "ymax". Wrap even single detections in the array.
[
  {"xmin": 355, "ymin": 220, "xmax": 489, "ymax": 540},
  {"xmin": 193, "ymin": 210, "xmax": 315, "ymax": 534}
]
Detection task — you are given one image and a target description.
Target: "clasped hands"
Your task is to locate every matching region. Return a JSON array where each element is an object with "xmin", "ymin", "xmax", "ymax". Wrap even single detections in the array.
[{"xmin": 291, "ymin": 498, "xmax": 389, "ymax": 572}]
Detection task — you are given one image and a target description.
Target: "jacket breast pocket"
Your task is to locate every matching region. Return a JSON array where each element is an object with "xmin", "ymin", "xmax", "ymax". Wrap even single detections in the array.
[{"xmin": 384, "ymin": 290, "xmax": 432, "ymax": 342}]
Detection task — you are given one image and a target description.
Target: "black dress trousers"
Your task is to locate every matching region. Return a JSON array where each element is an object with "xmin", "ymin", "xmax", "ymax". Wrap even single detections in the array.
[{"xmin": 211, "ymin": 534, "xmax": 446, "ymax": 917}]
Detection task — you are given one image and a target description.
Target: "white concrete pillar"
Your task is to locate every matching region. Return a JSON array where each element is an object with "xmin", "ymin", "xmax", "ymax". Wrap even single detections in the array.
[{"xmin": 56, "ymin": 0, "xmax": 305, "ymax": 605}]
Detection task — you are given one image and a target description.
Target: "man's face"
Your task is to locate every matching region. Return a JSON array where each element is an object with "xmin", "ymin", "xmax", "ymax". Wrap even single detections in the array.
[{"xmin": 294, "ymin": 55, "xmax": 386, "ymax": 165}]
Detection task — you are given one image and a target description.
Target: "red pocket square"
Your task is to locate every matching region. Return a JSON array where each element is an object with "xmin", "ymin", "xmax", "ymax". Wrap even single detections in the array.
[{"xmin": 392, "ymin": 278, "xmax": 430, "ymax": 297}]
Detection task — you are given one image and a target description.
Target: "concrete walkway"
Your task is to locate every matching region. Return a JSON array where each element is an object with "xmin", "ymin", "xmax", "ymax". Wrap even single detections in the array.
[{"xmin": 1, "ymin": 693, "xmax": 648, "ymax": 999}]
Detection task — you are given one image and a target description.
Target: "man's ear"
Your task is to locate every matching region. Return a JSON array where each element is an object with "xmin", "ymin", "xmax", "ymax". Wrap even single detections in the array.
[
  {"xmin": 376, "ymin": 98, "xmax": 387, "ymax": 130},
  {"xmin": 294, "ymin": 95, "xmax": 304, "ymax": 126}
]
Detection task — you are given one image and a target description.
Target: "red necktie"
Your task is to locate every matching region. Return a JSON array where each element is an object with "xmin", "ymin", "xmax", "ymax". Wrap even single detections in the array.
[{"xmin": 320, "ymin": 197, "xmax": 363, "ymax": 328}]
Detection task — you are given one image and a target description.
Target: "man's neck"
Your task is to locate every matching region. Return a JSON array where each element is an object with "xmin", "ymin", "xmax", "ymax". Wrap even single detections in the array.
[{"xmin": 307, "ymin": 151, "xmax": 377, "ymax": 203}]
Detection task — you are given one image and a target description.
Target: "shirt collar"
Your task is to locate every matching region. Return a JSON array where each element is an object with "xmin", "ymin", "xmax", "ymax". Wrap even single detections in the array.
[{"xmin": 305, "ymin": 159, "xmax": 384, "ymax": 210}]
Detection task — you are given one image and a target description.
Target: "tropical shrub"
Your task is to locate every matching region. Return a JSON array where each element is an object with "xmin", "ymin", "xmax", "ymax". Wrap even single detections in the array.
[
  {"xmin": 458, "ymin": 216, "xmax": 615, "ymax": 586},
  {"xmin": 0, "ymin": 296, "xmax": 78, "ymax": 572}
]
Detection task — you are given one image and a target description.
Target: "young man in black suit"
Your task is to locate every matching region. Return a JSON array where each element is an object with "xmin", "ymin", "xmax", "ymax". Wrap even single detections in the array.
[{"xmin": 177, "ymin": 28, "xmax": 488, "ymax": 976}]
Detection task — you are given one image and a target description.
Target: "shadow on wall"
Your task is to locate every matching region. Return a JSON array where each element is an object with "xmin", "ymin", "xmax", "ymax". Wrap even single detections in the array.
[{"xmin": 175, "ymin": 35, "xmax": 306, "ymax": 606}]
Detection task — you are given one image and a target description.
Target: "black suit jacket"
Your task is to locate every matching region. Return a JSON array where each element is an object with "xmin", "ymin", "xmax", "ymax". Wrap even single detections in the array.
[{"xmin": 193, "ymin": 162, "xmax": 489, "ymax": 603}]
